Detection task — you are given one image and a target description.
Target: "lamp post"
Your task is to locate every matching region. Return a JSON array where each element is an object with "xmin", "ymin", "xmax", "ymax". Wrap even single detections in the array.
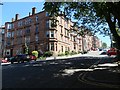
[{"xmin": 25, "ymin": 37, "xmax": 28, "ymax": 54}]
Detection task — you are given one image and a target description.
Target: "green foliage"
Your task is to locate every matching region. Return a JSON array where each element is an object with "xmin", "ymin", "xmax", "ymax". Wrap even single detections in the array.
[
  {"xmin": 81, "ymin": 51, "xmax": 88, "ymax": 54},
  {"xmin": 70, "ymin": 51, "xmax": 77, "ymax": 55},
  {"xmin": 43, "ymin": 2, "xmax": 120, "ymax": 49},
  {"xmin": 32, "ymin": 51, "xmax": 38, "ymax": 58},
  {"xmin": 102, "ymin": 42, "xmax": 107, "ymax": 49},
  {"xmin": 39, "ymin": 56, "xmax": 46, "ymax": 60},
  {"xmin": 58, "ymin": 53, "xmax": 65, "ymax": 56},
  {"xmin": 43, "ymin": 51, "xmax": 53, "ymax": 57},
  {"xmin": 65, "ymin": 51, "xmax": 70, "ymax": 55}
]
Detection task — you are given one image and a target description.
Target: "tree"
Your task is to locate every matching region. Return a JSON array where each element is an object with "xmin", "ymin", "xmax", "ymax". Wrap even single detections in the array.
[
  {"xmin": 102, "ymin": 42, "xmax": 107, "ymax": 49},
  {"xmin": 43, "ymin": 1, "xmax": 120, "ymax": 60}
]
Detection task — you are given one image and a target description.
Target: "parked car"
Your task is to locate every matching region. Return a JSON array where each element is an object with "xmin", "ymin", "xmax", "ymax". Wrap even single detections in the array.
[
  {"xmin": 9, "ymin": 54, "xmax": 30, "ymax": 64},
  {"xmin": 99, "ymin": 50, "xmax": 107, "ymax": 55},
  {"xmin": 107, "ymin": 48, "xmax": 120, "ymax": 56},
  {"xmin": 1, "ymin": 59, "xmax": 8, "ymax": 63}
]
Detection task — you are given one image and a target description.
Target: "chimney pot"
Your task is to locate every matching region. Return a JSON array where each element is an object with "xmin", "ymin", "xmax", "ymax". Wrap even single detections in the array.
[
  {"xmin": 29, "ymin": 12, "xmax": 31, "ymax": 16},
  {"xmin": 32, "ymin": 7, "xmax": 36, "ymax": 15},
  {"xmin": 15, "ymin": 14, "xmax": 19, "ymax": 21},
  {"xmin": 12, "ymin": 18, "xmax": 14, "ymax": 22}
]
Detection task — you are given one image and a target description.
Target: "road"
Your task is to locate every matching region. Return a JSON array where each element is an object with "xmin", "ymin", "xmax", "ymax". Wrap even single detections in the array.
[{"xmin": 2, "ymin": 51, "xmax": 120, "ymax": 88}]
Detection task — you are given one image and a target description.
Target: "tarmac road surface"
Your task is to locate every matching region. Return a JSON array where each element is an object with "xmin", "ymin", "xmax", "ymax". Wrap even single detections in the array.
[{"xmin": 2, "ymin": 55, "xmax": 120, "ymax": 89}]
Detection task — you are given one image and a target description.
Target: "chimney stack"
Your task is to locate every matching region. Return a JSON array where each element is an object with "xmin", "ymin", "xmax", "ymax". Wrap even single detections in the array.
[
  {"xmin": 29, "ymin": 12, "xmax": 31, "ymax": 16},
  {"xmin": 12, "ymin": 18, "xmax": 14, "ymax": 22},
  {"xmin": 32, "ymin": 7, "xmax": 36, "ymax": 15},
  {"xmin": 15, "ymin": 14, "xmax": 19, "ymax": 21}
]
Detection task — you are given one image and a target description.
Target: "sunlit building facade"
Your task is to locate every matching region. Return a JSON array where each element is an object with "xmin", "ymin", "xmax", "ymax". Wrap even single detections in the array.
[{"xmin": 3, "ymin": 7, "xmax": 102, "ymax": 57}]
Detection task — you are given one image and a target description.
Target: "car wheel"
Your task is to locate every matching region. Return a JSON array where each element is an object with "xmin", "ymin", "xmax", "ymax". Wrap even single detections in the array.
[
  {"xmin": 27, "ymin": 59, "xmax": 30, "ymax": 62},
  {"xmin": 17, "ymin": 61, "xmax": 20, "ymax": 63},
  {"xmin": 107, "ymin": 54, "xmax": 111, "ymax": 56},
  {"xmin": 11, "ymin": 61, "xmax": 14, "ymax": 64},
  {"xmin": 21, "ymin": 60, "xmax": 24, "ymax": 63}
]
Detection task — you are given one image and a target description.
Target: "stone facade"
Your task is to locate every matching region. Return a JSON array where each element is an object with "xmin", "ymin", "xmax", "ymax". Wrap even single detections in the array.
[{"xmin": 3, "ymin": 7, "xmax": 102, "ymax": 57}]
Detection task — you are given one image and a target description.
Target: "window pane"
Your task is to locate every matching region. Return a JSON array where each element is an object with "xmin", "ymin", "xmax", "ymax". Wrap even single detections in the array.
[
  {"xmin": 51, "ymin": 31, "xmax": 54, "ymax": 38},
  {"xmin": 46, "ymin": 31, "xmax": 49, "ymax": 37},
  {"xmin": 36, "ymin": 16, "xmax": 38, "ymax": 22},
  {"xmin": 51, "ymin": 42, "xmax": 54, "ymax": 51}
]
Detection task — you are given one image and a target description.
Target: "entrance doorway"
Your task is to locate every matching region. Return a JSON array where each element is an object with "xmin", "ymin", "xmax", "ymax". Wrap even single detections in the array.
[{"xmin": 10, "ymin": 49, "xmax": 13, "ymax": 57}]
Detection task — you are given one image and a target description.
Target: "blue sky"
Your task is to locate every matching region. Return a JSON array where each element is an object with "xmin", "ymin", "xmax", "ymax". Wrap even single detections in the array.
[
  {"xmin": 2, "ymin": 2, "xmax": 44, "ymax": 24},
  {"xmin": 1, "ymin": 1, "xmax": 111, "ymax": 47}
]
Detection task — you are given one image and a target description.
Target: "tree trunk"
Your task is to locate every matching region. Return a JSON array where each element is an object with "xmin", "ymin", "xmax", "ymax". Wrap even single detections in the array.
[{"xmin": 105, "ymin": 11, "xmax": 120, "ymax": 61}]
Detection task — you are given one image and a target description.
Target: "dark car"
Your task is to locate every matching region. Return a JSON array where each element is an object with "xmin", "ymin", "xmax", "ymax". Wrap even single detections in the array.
[{"xmin": 9, "ymin": 54, "xmax": 30, "ymax": 64}]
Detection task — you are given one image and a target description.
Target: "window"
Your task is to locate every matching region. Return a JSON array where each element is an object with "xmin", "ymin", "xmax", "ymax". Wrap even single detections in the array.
[
  {"xmin": 55, "ymin": 31, "xmax": 57, "ymax": 38},
  {"xmin": 35, "ymin": 25, "xmax": 39, "ymax": 33},
  {"xmin": 68, "ymin": 47, "xmax": 70, "ymax": 51},
  {"xmin": 11, "ymin": 23, "xmax": 14, "ymax": 29},
  {"xmin": 67, "ymin": 30, "xmax": 69, "ymax": 37},
  {"xmin": 25, "ymin": 18, "xmax": 32, "ymax": 25},
  {"xmin": 46, "ymin": 31, "xmax": 54, "ymax": 38},
  {"xmin": 74, "ymin": 37, "xmax": 76, "ymax": 42},
  {"xmin": 7, "ymin": 23, "xmax": 12, "ymax": 30},
  {"xmin": 16, "ymin": 30, "xmax": 22, "ymax": 36},
  {"xmin": 61, "ymin": 46, "xmax": 63, "ymax": 52},
  {"xmin": 1, "ymin": 29, "xmax": 4, "ymax": 34},
  {"xmin": 74, "ymin": 44, "xmax": 76, "ymax": 50},
  {"xmin": 56, "ymin": 43, "xmax": 57, "ymax": 51},
  {"xmin": 61, "ymin": 26, "xmax": 62, "ymax": 33},
  {"xmin": 46, "ymin": 20, "xmax": 49, "ymax": 28},
  {"xmin": 60, "ymin": 17, "xmax": 62, "ymax": 24},
  {"xmin": 18, "ymin": 21, "xmax": 22, "ymax": 27},
  {"xmin": 64, "ymin": 21, "xmax": 68, "ymax": 29},
  {"xmin": 11, "ymin": 39, "xmax": 14, "ymax": 45},
  {"xmin": 65, "ymin": 29, "xmax": 68, "ymax": 36},
  {"xmin": 25, "ymin": 27, "xmax": 30, "ymax": 35},
  {"xmin": 20, "ymin": 30, "xmax": 22, "ymax": 36},
  {"xmin": 65, "ymin": 47, "xmax": 67, "ymax": 51},
  {"xmin": 51, "ymin": 31, "xmax": 54, "ymax": 38},
  {"xmin": 36, "ymin": 16, "xmax": 38, "ymax": 22},
  {"xmin": 70, "ymin": 35, "xmax": 72, "ymax": 41},
  {"xmin": 6, "ymin": 40, "xmax": 11, "ymax": 46},
  {"xmin": 28, "ymin": 18, "xmax": 32, "ymax": 24},
  {"xmin": 25, "ymin": 36, "xmax": 30, "ymax": 44},
  {"xmin": 61, "ymin": 35, "xmax": 63, "ymax": 41},
  {"xmin": 7, "ymin": 32, "xmax": 11, "ymax": 38},
  {"xmin": 46, "ymin": 31, "xmax": 49, "ymax": 37},
  {"xmin": 50, "ymin": 42, "xmax": 54, "ymax": 51},
  {"xmin": 35, "ymin": 34, "xmax": 39, "ymax": 42},
  {"xmin": 46, "ymin": 12, "xmax": 49, "ymax": 16},
  {"xmin": 11, "ymin": 31, "xmax": 14, "ymax": 37},
  {"xmin": 46, "ymin": 44, "xmax": 49, "ymax": 51}
]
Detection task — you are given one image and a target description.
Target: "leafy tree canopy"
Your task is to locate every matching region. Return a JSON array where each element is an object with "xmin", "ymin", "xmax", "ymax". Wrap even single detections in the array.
[
  {"xmin": 43, "ymin": 2, "xmax": 120, "ymax": 50},
  {"xmin": 102, "ymin": 42, "xmax": 107, "ymax": 49}
]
